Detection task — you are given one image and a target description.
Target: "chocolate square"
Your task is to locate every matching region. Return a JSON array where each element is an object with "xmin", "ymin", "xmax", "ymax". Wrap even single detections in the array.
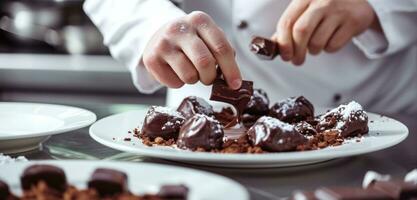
[
  {"xmin": 20, "ymin": 164, "xmax": 67, "ymax": 193},
  {"xmin": 157, "ymin": 184, "xmax": 188, "ymax": 199},
  {"xmin": 250, "ymin": 36, "xmax": 280, "ymax": 60},
  {"xmin": 88, "ymin": 168, "xmax": 128, "ymax": 197}
]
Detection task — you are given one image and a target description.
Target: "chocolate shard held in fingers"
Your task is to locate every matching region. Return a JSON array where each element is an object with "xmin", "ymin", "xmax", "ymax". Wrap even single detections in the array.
[
  {"xmin": 315, "ymin": 187, "xmax": 394, "ymax": 200},
  {"xmin": 88, "ymin": 168, "xmax": 128, "ymax": 197},
  {"xmin": 317, "ymin": 101, "xmax": 368, "ymax": 137},
  {"xmin": 177, "ymin": 114, "xmax": 224, "ymax": 151},
  {"xmin": 370, "ymin": 180, "xmax": 417, "ymax": 199},
  {"xmin": 20, "ymin": 164, "xmax": 67, "ymax": 193},
  {"xmin": 269, "ymin": 96, "xmax": 314, "ymax": 124},
  {"xmin": 177, "ymin": 96, "xmax": 214, "ymax": 119},
  {"xmin": 250, "ymin": 36, "xmax": 280, "ymax": 60},
  {"xmin": 157, "ymin": 184, "xmax": 189, "ymax": 199},
  {"xmin": 210, "ymin": 77, "xmax": 253, "ymax": 125},
  {"xmin": 141, "ymin": 106, "xmax": 185, "ymax": 140},
  {"xmin": 247, "ymin": 116, "xmax": 307, "ymax": 152}
]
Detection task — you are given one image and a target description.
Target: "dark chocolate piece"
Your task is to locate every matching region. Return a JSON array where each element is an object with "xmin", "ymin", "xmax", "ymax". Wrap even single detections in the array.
[
  {"xmin": 247, "ymin": 116, "xmax": 307, "ymax": 152},
  {"xmin": 295, "ymin": 121, "xmax": 317, "ymax": 135},
  {"xmin": 157, "ymin": 184, "xmax": 189, "ymax": 199},
  {"xmin": 370, "ymin": 180, "xmax": 417, "ymax": 199},
  {"xmin": 244, "ymin": 89, "xmax": 270, "ymax": 115},
  {"xmin": 141, "ymin": 106, "xmax": 185, "ymax": 140},
  {"xmin": 269, "ymin": 96, "xmax": 314, "ymax": 124},
  {"xmin": 250, "ymin": 36, "xmax": 280, "ymax": 60},
  {"xmin": 21, "ymin": 164, "xmax": 67, "ymax": 193},
  {"xmin": 87, "ymin": 168, "xmax": 128, "ymax": 197},
  {"xmin": 317, "ymin": 101, "xmax": 368, "ymax": 137},
  {"xmin": 315, "ymin": 187, "xmax": 394, "ymax": 200},
  {"xmin": 177, "ymin": 96, "xmax": 214, "ymax": 119},
  {"xmin": 177, "ymin": 114, "xmax": 224, "ymax": 151},
  {"xmin": 210, "ymin": 77, "xmax": 253, "ymax": 126},
  {"xmin": 0, "ymin": 180, "xmax": 12, "ymax": 200},
  {"xmin": 241, "ymin": 113, "xmax": 262, "ymax": 129}
]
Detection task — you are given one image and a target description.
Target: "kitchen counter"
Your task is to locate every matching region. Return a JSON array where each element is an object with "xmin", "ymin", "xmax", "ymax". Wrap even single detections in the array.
[{"xmin": 10, "ymin": 101, "xmax": 417, "ymax": 200}]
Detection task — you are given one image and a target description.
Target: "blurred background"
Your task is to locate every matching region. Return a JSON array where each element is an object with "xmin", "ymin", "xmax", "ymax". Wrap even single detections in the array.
[{"xmin": 0, "ymin": 0, "xmax": 166, "ymax": 108}]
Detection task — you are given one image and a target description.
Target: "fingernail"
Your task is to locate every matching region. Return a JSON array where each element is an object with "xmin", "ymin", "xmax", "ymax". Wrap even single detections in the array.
[{"xmin": 231, "ymin": 79, "xmax": 242, "ymax": 89}]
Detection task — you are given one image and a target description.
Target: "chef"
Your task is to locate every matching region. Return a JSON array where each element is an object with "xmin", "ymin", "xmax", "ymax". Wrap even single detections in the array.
[{"xmin": 84, "ymin": 0, "xmax": 417, "ymax": 114}]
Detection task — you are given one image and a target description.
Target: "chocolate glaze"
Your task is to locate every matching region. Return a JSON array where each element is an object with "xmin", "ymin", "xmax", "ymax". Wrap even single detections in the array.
[
  {"xmin": 317, "ymin": 102, "xmax": 368, "ymax": 137},
  {"xmin": 20, "ymin": 164, "xmax": 67, "ymax": 193},
  {"xmin": 157, "ymin": 184, "xmax": 189, "ymax": 199},
  {"xmin": 177, "ymin": 96, "xmax": 214, "ymax": 119},
  {"xmin": 250, "ymin": 36, "xmax": 280, "ymax": 60},
  {"xmin": 177, "ymin": 114, "xmax": 224, "ymax": 151},
  {"xmin": 269, "ymin": 96, "xmax": 314, "ymax": 124},
  {"xmin": 88, "ymin": 168, "xmax": 128, "ymax": 197},
  {"xmin": 141, "ymin": 106, "xmax": 185, "ymax": 140},
  {"xmin": 247, "ymin": 116, "xmax": 307, "ymax": 152},
  {"xmin": 210, "ymin": 75, "xmax": 253, "ymax": 127}
]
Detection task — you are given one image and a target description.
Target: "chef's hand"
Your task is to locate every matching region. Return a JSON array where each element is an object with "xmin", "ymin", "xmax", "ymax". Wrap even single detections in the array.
[
  {"xmin": 273, "ymin": 0, "xmax": 379, "ymax": 65},
  {"xmin": 142, "ymin": 11, "xmax": 242, "ymax": 89}
]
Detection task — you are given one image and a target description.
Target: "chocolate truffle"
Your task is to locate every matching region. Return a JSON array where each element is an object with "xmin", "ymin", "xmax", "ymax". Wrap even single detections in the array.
[
  {"xmin": 244, "ymin": 89, "xmax": 270, "ymax": 115},
  {"xmin": 177, "ymin": 96, "xmax": 214, "ymax": 119},
  {"xmin": 177, "ymin": 114, "xmax": 224, "ymax": 151},
  {"xmin": 0, "ymin": 180, "xmax": 12, "ymax": 200},
  {"xmin": 141, "ymin": 106, "xmax": 185, "ymax": 140},
  {"xmin": 269, "ymin": 96, "xmax": 314, "ymax": 124},
  {"xmin": 317, "ymin": 101, "xmax": 368, "ymax": 137},
  {"xmin": 247, "ymin": 116, "xmax": 307, "ymax": 152},
  {"xmin": 295, "ymin": 121, "xmax": 317, "ymax": 135},
  {"xmin": 250, "ymin": 36, "xmax": 280, "ymax": 60},
  {"xmin": 88, "ymin": 168, "xmax": 128, "ymax": 197},
  {"xmin": 157, "ymin": 184, "xmax": 189, "ymax": 199},
  {"xmin": 20, "ymin": 164, "xmax": 67, "ymax": 193}
]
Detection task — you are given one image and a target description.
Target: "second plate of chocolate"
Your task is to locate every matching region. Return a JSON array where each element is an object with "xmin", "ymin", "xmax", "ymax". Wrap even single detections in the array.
[{"xmin": 90, "ymin": 91, "xmax": 408, "ymax": 168}]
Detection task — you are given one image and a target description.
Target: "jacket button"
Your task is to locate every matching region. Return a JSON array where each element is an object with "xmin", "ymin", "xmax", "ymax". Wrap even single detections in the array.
[
  {"xmin": 237, "ymin": 20, "xmax": 248, "ymax": 29},
  {"xmin": 333, "ymin": 93, "xmax": 342, "ymax": 103}
]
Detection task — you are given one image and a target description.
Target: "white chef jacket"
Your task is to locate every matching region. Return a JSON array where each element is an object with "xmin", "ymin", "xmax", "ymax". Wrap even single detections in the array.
[{"xmin": 84, "ymin": 0, "xmax": 417, "ymax": 114}]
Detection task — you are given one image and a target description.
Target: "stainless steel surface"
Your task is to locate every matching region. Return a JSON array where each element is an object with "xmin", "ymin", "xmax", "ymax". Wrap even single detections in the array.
[
  {"xmin": 6, "ymin": 101, "xmax": 417, "ymax": 200},
  {"xmin": 0, "ymin": 0, "xmax": 108, "ymax": 54}
]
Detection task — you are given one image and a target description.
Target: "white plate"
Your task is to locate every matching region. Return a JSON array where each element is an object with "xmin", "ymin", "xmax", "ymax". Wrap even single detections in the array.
[
  {"xmin": 0, "ymin": 160, "xmax": 249, "ymax": 200},
  {"xmin": 0, "ymin": 102, "xmax": 97, "ymax": 153},
  {"xmin": 89, "ymin": 109, "xmax": 408, "ymax": 168}
]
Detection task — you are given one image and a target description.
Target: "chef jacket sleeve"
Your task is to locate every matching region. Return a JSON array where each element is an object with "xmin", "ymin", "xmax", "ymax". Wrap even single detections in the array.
[
  {"xmin": 353, "ymin": 0, "xmax": 417, "ymax": 59},
  {"xmin": 83, "ymin": 0, "xmax": 186, "ymax": 93}
]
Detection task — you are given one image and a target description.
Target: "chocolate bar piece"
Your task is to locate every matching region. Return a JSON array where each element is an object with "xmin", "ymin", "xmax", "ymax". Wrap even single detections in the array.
[
  {"xmin": 315, "ymin": 187, "xmax": 394, "ymax": 200},
  {"xmin": 250, "ymin": 36, "xmax": 280, "ymax": 60},
  {"xmin": 88, "ymin": 168, "xmax": 128, "ymax": 197},
  {"xmin": 157, "ymin": 184, "xmax": 189, "ymax": 199},
  {"xmin": 370, "ymin": 180, "xmax": 417, "ymax": 199},
  {"xmin": 210, "ymin": 77, "xmax": 253, "ymax": 125},
  {"xmin": 20, "ymin": 164, "xmax": 67, "ymax": 193}
]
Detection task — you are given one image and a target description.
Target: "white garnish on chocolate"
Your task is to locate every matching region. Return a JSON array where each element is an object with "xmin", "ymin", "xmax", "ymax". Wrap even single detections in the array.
[
  {"xmin": 362, "ymin": 171, "xmax": 391, "ymax": 188},
  {"xmin": 259, "ymin": 116, "xmax": 294, "ymax": 132},
  {"xmin": 153, "ymin": 106, "xmax": 184, "ymax": 118},
  {"xmin": 405, "ymin": 169, "xmax": 417, "ymax": 184}
]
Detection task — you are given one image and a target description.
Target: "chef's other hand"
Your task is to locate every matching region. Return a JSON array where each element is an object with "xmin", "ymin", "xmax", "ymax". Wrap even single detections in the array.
[
  {"xmin": 142, "ymin": 11, "xmax": 242, "ymax": 89},
  {"xmin": 273, "ymin": 0, "xmax": 378, "ymax": 65}
]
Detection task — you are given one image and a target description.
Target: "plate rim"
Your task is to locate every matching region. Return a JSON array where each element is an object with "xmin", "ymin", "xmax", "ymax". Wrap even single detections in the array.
[
  {"xmin": 0, "ymin": 160, "xmax": 250, "ymax": 200},
  {"xmin": 89, "ymin": 109, "xmax": 409, "ymax": 164},
  {"xmin": 0, "ymin": 102, "xmax": 97, "ymax": 140}
]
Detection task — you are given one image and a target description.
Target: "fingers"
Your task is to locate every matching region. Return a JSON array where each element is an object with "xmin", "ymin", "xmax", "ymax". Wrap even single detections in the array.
[
  {"xmin": 308, "ymin": 16, "xmax": 342, "ymax": 55},
  {"xmin": 177, "ymin": 36, "xmax": 217, "ymax": 85},
  {"xmin": 163, "ymin": 50, "xmax": 200, "ymax": 84},
  {"xmin": 275, "ymin": 0, "xmax": 310, "ymax": 62},
  {"xmin": 188, "ymin": 11, "xmax": 242, "ymax": 89},
  {"xmin": 143, "ymin": 54, "xmax": 184, "ymax": 88},
  {"xmin": 325, "ymin": 23, "xmax": 354, "ymax": 53},
  {"xmin": 291, "ymin": 4, "xmax": 324, "ymax": 65}
]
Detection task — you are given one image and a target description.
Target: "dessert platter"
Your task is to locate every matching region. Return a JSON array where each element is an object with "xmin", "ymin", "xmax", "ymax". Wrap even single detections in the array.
[
  {"xmin": 89, "ymin": 36, "xmax": 408, "ymax": 168},
  {"xmin": 0, "ymin": 160, "xmax": 249, "ymax": 200}
]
